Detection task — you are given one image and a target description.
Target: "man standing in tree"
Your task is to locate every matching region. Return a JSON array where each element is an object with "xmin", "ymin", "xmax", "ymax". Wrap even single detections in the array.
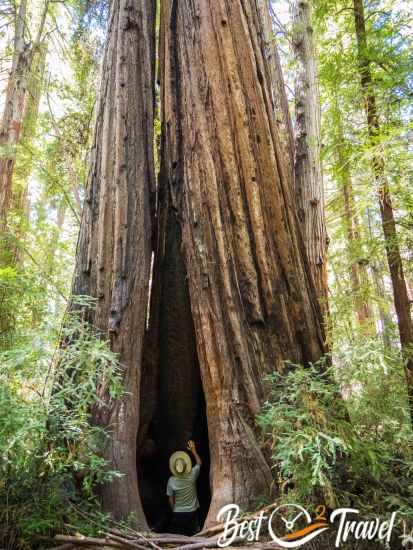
[{"xmin": 167, "ymin": 440, "xmax": 202, "ymax": 535}]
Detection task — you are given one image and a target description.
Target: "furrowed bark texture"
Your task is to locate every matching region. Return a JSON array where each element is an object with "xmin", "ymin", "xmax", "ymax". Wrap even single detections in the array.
[
  {"xmin": 353, "ymin": 0, "xmax": 413, "ymax": 420},
  {"xmin": 160, "ymin": 0, "xmax": 326, "ymax": 526},
  {"xmin": 72, "ymin": 0, "xmax": 156, "ymax": 526},
  {"xmin": 291, "ymin": 0, "xmax": 328, "ymax": 313}
]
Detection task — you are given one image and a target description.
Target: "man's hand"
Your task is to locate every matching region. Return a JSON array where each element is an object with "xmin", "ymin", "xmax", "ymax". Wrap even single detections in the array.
[{"xmin": 187, "ymin": 440, "xmax": 202, "ymax": 466}]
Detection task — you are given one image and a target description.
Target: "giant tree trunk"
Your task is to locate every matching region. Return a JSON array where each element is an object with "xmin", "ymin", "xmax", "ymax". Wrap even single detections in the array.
[
  {"xmin": 159, "ymin": 0, "xmax": 327, "ymax": 526},
  {"xmin": 291, "ymin": 0, "xmax": 328, "ymax": 314},
  {"xmin": 72, "ymin": 0, "xmax": 156, "ymax": 527},
  {"xmin": 353, "ymin": 0, "xmax": 413, "ymax": 421}
]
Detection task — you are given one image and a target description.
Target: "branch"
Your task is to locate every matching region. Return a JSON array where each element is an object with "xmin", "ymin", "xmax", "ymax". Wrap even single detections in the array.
[{"xmin": 54, "ymin": 534, "xmax": 123, "ymax": 547}]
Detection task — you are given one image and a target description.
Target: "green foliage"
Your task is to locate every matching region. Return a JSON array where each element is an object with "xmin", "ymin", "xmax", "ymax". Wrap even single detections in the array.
[
  {"xmin": 0, "ymin": 265, "xmax": 47, "ymax": 351},
  {"xmin": 0, "ymin": 307, "xmax": 123, "ymax": 548},
  {"xmin": 258, "ymin": 361, "xmax": 352, "ymax": 506},
  {"xmin": 257, "ymin": 355, "xmax": 413, "ymax": 518},
  {"xmin": 314, "ymin": 0, "xmax": 413, "ymax": 349}
]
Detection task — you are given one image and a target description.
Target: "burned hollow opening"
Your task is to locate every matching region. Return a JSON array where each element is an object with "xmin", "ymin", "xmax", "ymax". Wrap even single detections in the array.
[{"xmin": 138, "ymin": 210, "xmax": 211, "ymax": 531}]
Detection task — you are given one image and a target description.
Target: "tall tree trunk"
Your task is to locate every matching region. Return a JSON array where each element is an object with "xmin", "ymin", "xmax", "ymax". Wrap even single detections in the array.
[
  {"xmin": 291, "ymin": 0, "xmax": 328, "ymax": 315},
  {"xmin": 0, "ymin": 1, "xmax": 48, "ymax": 338},
  {"xmin": 333, "ymin": 102, "xmax": 374, "ymax": 329},
  {"xmin": 258, "ymin": 0, "xmax": 294, "ymax": 178},
  {"xmin": 0, "ymin": 0, "xmax": 30, "ymax": 233},
  {"xmin": 365, "ymin": 207, "xmax": 394, "ymax": 347},
  {"xmin": 353, "ymin": 0, "xmax": 413, "ymax": 419},
  {"xmin": 14, "ymin": 44, "xmax": 48, "ymax": 263},
  {"xmin": 0, "ymin": 0, "xmax": 48, "ymax": 256},
  {"xmin": 159, "ymin": 0, "xmax": 326, "ymax": 526},
  {"xmin": 71, "ymin": 0, "xmax": 156, "ymax": 527}
]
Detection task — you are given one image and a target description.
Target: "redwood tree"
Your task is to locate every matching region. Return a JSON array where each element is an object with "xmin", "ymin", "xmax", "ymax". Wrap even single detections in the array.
[
  {"xmin": 72, "ymin": 0, "xmax": 331, "ymax": 529},
  {"xmin": 71, "ymin": 0, "xmax": 156, "ymax": 526},
  {"xmin": 157, "ymin": 0, "xmax": 327, "ymax": 526}
]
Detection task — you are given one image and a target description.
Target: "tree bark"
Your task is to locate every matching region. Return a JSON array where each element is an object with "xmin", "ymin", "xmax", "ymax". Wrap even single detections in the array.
[
  {"xmin": 159, "ymin": 0, "xmax": 326, "ymax": 526},
  {"xmin": 291, "ymin": 0, "xmax": 328, "ymax": 314},
  {"xmin": 71, "ymin": 0, "xmax": 156, "ymax": 527},
  {"xmin": 353, "ymin": 0, "xmax": 413, "ymax": 419}
]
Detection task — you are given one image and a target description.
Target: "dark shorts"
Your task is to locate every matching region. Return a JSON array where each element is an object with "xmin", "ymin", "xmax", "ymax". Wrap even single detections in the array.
[{"xmin": 169, "ymin": 509, "xmax": 200, "ymax": 536}]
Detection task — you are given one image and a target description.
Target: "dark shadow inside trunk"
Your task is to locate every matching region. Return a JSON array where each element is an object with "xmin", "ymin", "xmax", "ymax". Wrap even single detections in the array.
[
  {"xmin": 138, "ymin": 210, "xmax": 211, "ymax": 531},
  {"xmin": 138, "ymin": 390, "xmax": 210, "ymax": 532}
]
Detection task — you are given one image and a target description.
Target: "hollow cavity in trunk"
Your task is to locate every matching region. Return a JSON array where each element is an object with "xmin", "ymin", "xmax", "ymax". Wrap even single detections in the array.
[{"xmin": 138, "ymin": 212, "xmax": 211, "ymax": 530}]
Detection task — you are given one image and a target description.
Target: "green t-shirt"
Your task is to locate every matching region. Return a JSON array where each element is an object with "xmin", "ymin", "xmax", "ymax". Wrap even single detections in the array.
[{"xmin": 166, "ymin": 464, "xmax": 201, "ymax": 512}]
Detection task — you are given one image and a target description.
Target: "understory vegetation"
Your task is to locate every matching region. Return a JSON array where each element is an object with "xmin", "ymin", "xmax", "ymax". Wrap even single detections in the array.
[
  {"xmin": 0, "ymin": 308, "xmax": 122, "ymax": 547},
  {"xmin": 258, "ymin": 352, "xmax": 413, "ymax": 520}
]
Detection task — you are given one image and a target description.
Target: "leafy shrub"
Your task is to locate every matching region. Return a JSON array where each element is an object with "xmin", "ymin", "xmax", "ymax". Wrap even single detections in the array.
[
  {"xmin": 257, "ymin": 356, "xmax": 413, "ymax": 518},
  {"xmin": 258, "ymin": 361, "xmax": 352, "ymax": 507},
  {"xmin": 0, "ymin": 305, "xmax": 123, "ymax": 549}
]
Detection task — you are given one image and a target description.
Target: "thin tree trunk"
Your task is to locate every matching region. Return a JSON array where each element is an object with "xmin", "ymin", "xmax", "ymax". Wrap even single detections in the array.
[
  {"xmin": 159, "ymin": 0, "xmax": 327, "ymax": 526},
  {"xmin": 353, "ymin": 0, "xmax": 413, "ymax": 418},
  {"xmin": 365, "ymin": 207, "xmax": 393, "ymax": 347},
  {"xmin": 72, "ymin": 0, "xmax": 156, "ymax": 527},
  {"xmin": 14, "ymin": 44, "xmax": 48, "ymax": 262},
  {"xmin": 0, "ymin": 0, "xmax": 48, "ymax": 232},
  {"xmin": 291, "ymin": 0, "xmax": 328, "ymax": 315},
  {"xmin": 0, "ymin": 0, "xmax": 49, "ymax": 338},
  {"xmin": 333, "ymin": 102, "xmax": 374, "ymax": 329},
  {"xmin": 0, "ymin": 0, "xmax": 30, "ymax": 231}
]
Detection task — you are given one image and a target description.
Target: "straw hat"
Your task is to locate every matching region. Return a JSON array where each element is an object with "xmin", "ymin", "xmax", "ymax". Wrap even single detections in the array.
[{"xmin": 169, "ymin": 451, "xmax": 192, "ymax": 477}]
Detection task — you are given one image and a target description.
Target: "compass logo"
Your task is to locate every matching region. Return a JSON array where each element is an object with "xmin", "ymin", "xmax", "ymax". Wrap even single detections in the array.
[
  {"xmin": 267, "ymin": 503, "xmax": 329, "ymax": 548},
  {"xmin": 216, "ymin": 503, "xmax": 397, "ymax": 548}
]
